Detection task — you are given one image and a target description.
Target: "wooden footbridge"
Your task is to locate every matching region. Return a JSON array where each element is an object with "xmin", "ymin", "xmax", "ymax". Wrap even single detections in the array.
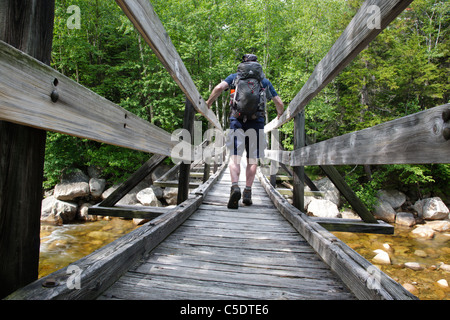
[{"xmin": 1, "ymin": 0, "xmax": 448, "ymax": 300}]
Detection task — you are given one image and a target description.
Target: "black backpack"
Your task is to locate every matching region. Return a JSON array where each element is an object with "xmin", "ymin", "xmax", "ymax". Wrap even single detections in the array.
[{"xmin": 230, "ymin": 61, "xmax": 266, "ymax": 122}]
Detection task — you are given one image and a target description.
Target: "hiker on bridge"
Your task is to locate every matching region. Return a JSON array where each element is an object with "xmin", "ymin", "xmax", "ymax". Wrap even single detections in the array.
[{"xmin": 206, "ymin": 54, "xmax": 285, "ymax": 209}]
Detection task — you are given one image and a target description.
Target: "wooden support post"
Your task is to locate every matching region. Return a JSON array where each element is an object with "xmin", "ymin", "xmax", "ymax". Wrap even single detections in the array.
[
  {"xmin": 293, "ymin": 111, "xmax": 305, "ymax": 211},
  {"xmin": 269, "ymin": 130, "xmax": 279, "ymax": 187},
  {"xmin": 203, "ymin": 123, "xmax": 212, "ymax": 183},
  {"xmin": 177, "ymin": 98, "xmax": 195, "ymax": 204},
  {"xmin": 0, "ymin": 0, "xmax": 55, "ymax": 298}
]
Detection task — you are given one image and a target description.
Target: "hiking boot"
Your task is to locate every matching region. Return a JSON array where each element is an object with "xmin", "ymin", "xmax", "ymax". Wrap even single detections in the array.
[
  {"xmin": 227, "ymin": 185, "xmax": 241, "ymax": 209},
  {"xmin": 242, "ymin": 188, "xmax": 253, "ymax": 206}
]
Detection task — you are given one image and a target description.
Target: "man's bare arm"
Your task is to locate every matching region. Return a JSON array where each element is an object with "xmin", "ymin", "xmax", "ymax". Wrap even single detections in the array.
[
  {"xmin": 273, "ymin": 95, "xmax": 285, "ymax": 119},
  {"xmin": 206, "ymin": 81, "xmax": 229, "ymax": 108}
]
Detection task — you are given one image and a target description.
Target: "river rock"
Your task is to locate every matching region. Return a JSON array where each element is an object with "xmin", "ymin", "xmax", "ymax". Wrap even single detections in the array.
[
  {"xmin": 402, "ymin": 283, "xmax": 419, "ymax": 295},
  {"xmin": 89, "ymin": 178, "xmax": 106, "ymax": 199},
  {"xmin": 414, "ymin": 249, "xmax": 428, "ymax": 258},
  {"xmin": 78, "ymin": 202, "xmax": 97, "ymax": 222},
  {"xmin": 404, "ymin": 262, "xmax": 424, "ymax": 271},
  {"xmin": 41, "ymin": 211, "xmax": 63, "ymax": 225},
  {"xmin": 54, "ymin": 169, "xmax": 90, "ymax": 201},
  {"xmin": 372, "ymin": 249, "xmax": 391, "ymax": 265},
  {"xmin": 137, "ymin": 188, "xmax": 162, "ymax": 207},
  {"xmin": 102, "ymin": 185, "xmax": 140, "ymax": 206},
  {"xmin": 164, "ymin": 187, "xmax": 179, "ymax": 205},
  {"xmin": 437, "ymin": 279, "xmax": 449, "ymax": 288},
  {"xmin": 395, "ymin": 212, "xmax": 416, "ymax": 227},
  {"xmin": 438, "ymin": 262, "xmax": 450, "ymax": 272},
  {"xmin": 374, "ymin": 201, "xmax": 396, "ymax": 223},
  {"xmin": 340, "ymin": 208, "xmax": 360, "ymax": 219},
  {"xmin": 41, "ymin": 195, "xmax": 56, "ymax": 216},
  {"xmin": 377, "ymin": 189, "xmax": 406, "ymax": 209},
  {"xmin": 411, "ymin": 225, "xmax": 435, "ymax": 239},
  {"xmin": 414, "ymin": 197, "xmax": 449, "ymax": 220},
  {"xmin": 54, "ymin": 181, "xmax": 90, "ymax": 201},
  {"xmin": 425, "ymin": 220, "xmax": 450, "ymax": 232},
  {"xmin": 41, "ymin": 196, "xmax": 76, "ymax": 224},
  {"xmin": 52, "ymin": 200, "xmax": 78, "ymax": 223},
  {"xmin": 306, "ymin": 199, "xmax": 341, "ymax": 218},
  {"xmin": 314, "ymin": 177, "xmax": 341, "ymax": 206}
]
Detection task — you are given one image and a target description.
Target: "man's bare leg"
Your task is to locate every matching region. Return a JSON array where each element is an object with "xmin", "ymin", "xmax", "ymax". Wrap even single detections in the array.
[
  {"xmin": 229, "ymin": 155, "xmax": 241, "ymax": 184},
  {"xmin": 246, "ymin": 158, "xmax": 258, "ymax": 187},
  {"xmin": 227, "ymin": 155, "xmax": 242, "ymax": 209},
  {"xmin": 243, "ymin": 158, "xmax": 258, "ymax": 205}
]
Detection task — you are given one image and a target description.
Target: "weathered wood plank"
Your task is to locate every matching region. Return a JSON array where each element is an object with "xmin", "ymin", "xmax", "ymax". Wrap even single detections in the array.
[
  {"xmin": 88, "ymin": 204, "xmax": 168, "ymax": 220},
  {"xmin": 256, "ymin": 167, "xmax": 418, "ymax": 300},
  {"xmin": 265, "ymin": 0, "xmax": 414, "ymax": 133},
  {"xmin": 115, "ymin": 0, "xmax": 222, "ymax": 130},
  {"xmin": 6, "ymin": 195, "xmax": 203, "ymax": 300},
  {"xmin": 99, "ymin": 164, "xmax": 356, "ymax": 300},
  {"xmin": 290, "ymin": 104, "xmax": 450, "ymax": 166},
  {"xmin": 7, "ymin": 160, "xmax": 228, "ymax": 300},
  {"xmin": 100, "ymin": 271, "xmax": 354, "ymax": 300},
  {"xmin": 312, "ymin": 217, "xmax": 394, "ymax": 234},
  {"xmin": 0, "ymin": 40, "xmax": 190, "ymax": 159}
]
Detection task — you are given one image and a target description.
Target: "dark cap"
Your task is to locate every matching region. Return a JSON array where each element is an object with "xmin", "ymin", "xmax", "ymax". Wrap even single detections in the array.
[{"xmin": 242, "ymin": 54, "xmax": 258, "ymax": 62}]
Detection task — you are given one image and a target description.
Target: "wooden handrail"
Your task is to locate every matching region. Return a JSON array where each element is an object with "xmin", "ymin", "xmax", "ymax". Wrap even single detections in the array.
[
  {"xmin": 115, "ymin": 0, "xmax": 222, "ymax": 131},
  {"xmin": 264, "ymin": 104, "xmax": 450, "ymax": 166},
  {"xmin": 0, "ymin": 40, "xmax": 191, "ymax": 160},
  {"xmin": 264, "ymin": 0, "xmax": 413, "ymax": 133}
]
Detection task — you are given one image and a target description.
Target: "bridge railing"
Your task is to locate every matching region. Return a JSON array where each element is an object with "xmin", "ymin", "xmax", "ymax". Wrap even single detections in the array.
[{"xmin": 263, "ymin": 0, "xmax": 450, "ymax": 225}]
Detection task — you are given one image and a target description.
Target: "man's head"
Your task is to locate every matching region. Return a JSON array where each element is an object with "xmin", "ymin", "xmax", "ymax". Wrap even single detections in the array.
[{"xmin": 242, "ymin": 54, "xmax": 258, "ymax": 62}]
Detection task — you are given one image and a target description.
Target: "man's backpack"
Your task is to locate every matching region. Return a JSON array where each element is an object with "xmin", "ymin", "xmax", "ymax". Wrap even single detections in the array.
[{"xmin": 230, "ymin": 61, "xmax": 266, "ymax": 122}]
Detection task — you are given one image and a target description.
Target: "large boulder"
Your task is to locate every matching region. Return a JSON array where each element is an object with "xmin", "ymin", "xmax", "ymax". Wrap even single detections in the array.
[
  {"xmin": 164, "ymin": 187, "xmax": 179, "ymax": 206},
  {"xmin": 374, "ymin": 201, "xmax": 396, "ymax": 223},
  {"xmin": 414, "ymin": 197, "xmax": 449, "ymax": 221},
  {"xmin": 137, "ymin": 188, "xmax": 162, "ymax": 207},
  {"xmin": 377, "ymin": 190, "xmax": 406, "ymax": 209},
  {"xmin": 411, "ymin": 225, "xmax": 435, "ymax": 239},
  {"xmin": 306, "ymin": 199, "xmax": 341, "ymax": 218},
  {"xmin": 395, "ymin": 212, "xmax": 416, "ymax": 227},
  {"xmin": 314, "ymin": 177, "xmax": 341, "ymax": 206},
  {"xmin": 54, "ymin": 170, "xmax": 90, "ymax": 201},
  {"xmin": 41, "ymin": 199, "xmax": 78, "ymax": 224},
  {"xmin": 89, "ymin": 178, "xmax": 106, "ymax": 199}
]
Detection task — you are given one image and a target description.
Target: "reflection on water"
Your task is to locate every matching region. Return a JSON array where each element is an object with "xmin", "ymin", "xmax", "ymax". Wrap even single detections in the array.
[
  {"xmin": 334, "ymin": 226, "xmax": 450, "ymax": 300},
  {"xmin": 39, "ymin": 219, "xmax": 138, "ymax": 278}
]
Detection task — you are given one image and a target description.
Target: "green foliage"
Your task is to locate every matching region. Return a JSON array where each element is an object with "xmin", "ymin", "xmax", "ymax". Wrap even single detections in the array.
[
  {"xmin": 345, "ymin": 164, "xmax": 449, "ymax": 210},
  {"xmin": 44, "ymin": 0, "xmax": 448, "ymax": 201}
]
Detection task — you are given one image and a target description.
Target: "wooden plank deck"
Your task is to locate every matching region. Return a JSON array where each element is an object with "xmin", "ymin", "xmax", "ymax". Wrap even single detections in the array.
[{"xmin": 98, "ymin": 167, "xmax": 356, "ymax": 300}]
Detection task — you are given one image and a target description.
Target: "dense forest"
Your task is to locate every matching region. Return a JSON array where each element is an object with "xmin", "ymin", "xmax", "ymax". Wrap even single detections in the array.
[{"xmin": 45, "ymin": 0, "xmax": 449, "ymax": 209}]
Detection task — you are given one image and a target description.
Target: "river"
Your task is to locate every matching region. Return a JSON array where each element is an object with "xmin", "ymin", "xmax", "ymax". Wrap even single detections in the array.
[
  {"xmin": 39, "ymin": 219, "xmax": 449, "ymax": 300},
  {"xmin": 333, "ymin": 226, "xmax": 449, "ymax": 300},
  {"xmin": 39, "ymin": 219, "xmax": 138, "ymax": 278}
]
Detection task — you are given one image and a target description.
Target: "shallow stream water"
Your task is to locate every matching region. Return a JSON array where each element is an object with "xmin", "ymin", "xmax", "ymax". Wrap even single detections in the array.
[
  {"xmin": 39, "ymin": 219, "xmax": 138, "ymax": 278},
  {"xmin": 334, "ymin": 226, "xmax": 450, "ymax": 300},
  {"xmin": 39, "ymin": 219, "xmax": 449, "ymax": 300}
]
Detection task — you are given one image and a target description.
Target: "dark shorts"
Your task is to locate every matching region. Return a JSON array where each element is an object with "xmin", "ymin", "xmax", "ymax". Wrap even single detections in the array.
[{"xmin": 227, "ymin": 117, "xmax": 266, "ymax": 159}]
